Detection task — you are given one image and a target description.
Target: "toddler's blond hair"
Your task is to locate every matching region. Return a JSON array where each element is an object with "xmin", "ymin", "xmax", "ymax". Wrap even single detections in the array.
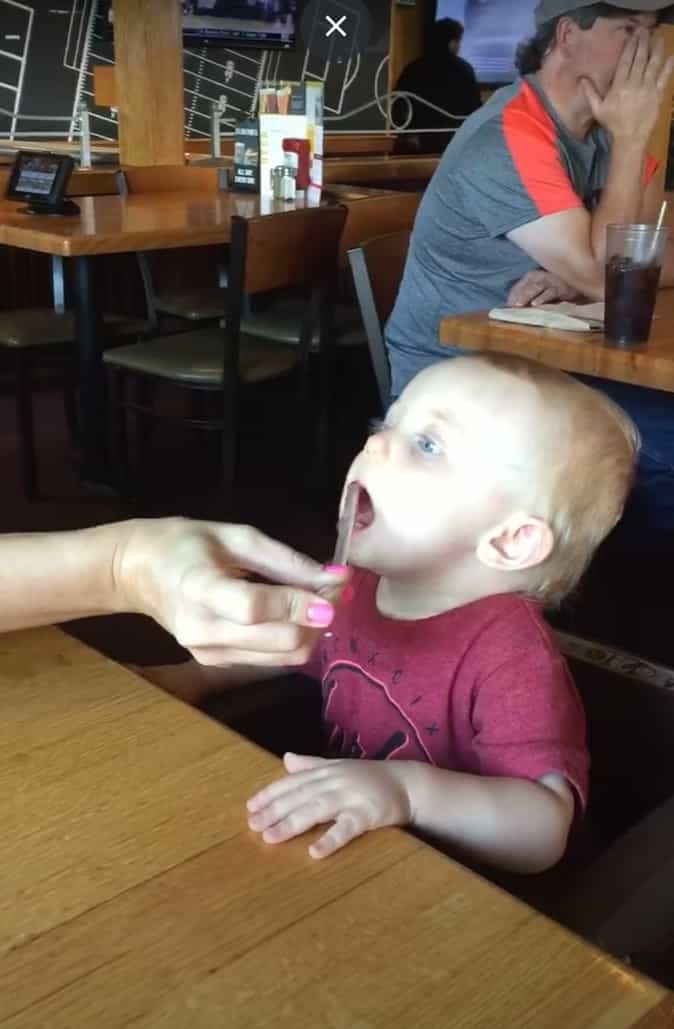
[{"xmin": 471, "ymin": 352, "xmax": 639, "ymax": 605}]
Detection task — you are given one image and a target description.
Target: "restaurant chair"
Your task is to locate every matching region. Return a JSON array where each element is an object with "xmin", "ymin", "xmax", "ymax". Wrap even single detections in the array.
[
  {"xmin": 116, "ymin": 167, "xmax": 228, "ymax": 329},
  {"xmin": 103, "ymin": 204, "xmax": 347, "ymax": 498},
  {"xmin": 237, "ymin": 193, "xmax": 420, "ymax": 374},
  {"xmin": 347, "ymin": 228, "xmax": 412, "ymax": 413},
  {"xmin": 0, "ymin": 256, "xmax": 147, "ymax": 500},
  {"xmin": 518, "ymin": 634, "xmax": 674, "ymax": 984}
]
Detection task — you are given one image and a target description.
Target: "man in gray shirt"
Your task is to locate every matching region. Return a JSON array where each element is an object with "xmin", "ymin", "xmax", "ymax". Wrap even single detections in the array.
[{"xmin": 385, "ymin": 0, "xmax": 673, "ymax": 398}]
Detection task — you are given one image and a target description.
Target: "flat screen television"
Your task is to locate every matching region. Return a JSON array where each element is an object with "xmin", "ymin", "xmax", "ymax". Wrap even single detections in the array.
[
  {"xmin": 435, "ymin": 0, "xmax": 537, "ymax": 85},
  {"xmin": 182, "ymin": 1, "xmax": 296, "ymax": 48},
  {"xmin": 98, "ymin": 1, "xmax": 296, "ymax": 49}
]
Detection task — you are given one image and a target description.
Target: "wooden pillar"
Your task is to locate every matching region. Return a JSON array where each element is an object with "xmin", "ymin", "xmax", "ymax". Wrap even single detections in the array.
[
  {"xmin": 387, "ymin": 0, "xmax": 431, "ymax": 128},
  {"xmin": 112, "ymin": 0, "xmax": 184, "ymax": 166}
]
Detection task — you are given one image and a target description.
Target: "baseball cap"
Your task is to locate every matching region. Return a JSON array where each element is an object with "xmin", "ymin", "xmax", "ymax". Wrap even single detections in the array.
[{"xmin": 535, "ymin": 0, "xmax": 674, "ymax": 27}]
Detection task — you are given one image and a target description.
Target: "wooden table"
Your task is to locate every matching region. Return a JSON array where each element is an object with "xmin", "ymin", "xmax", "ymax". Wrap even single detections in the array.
[
  {"xmin": 1, "ymin": 626, "xmax": 670, "ymax": 1028},
  {"xmin": 0, "ymin": 191, "xmax": 254, "ymax": 486},
  {"xmin": 439, "ymin": 290, "xmax": 674, "ymax": 393},
  {"xmin": 0, "ymin": 187, "xmax": 405, "ymax": 488}
]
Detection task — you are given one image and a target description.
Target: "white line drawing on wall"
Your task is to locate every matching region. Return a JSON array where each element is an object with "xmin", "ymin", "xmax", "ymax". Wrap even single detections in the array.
[
  {"xmin": 0, "ymin": 0, "xmax": 33, "ymax": 139},
  {"xmin": 67, "ymin": 0, "xmax": 96, "ymax": 141},
  {"xmin": 0, "ymin": 1, "xmax": 463, "ymax": 147},
  {"xmin": 185, "ymin": 46, "xmax": 262, "ymax": 137},
  {"xmin": 300, "ymin": 0, "xmax": 363, "ymax": 116}
]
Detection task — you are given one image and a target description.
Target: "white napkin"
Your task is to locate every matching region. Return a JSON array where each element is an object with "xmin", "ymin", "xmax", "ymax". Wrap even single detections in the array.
[{"xmin": 489, "ymin": 301, "xmax": 605, "ymax": 332}]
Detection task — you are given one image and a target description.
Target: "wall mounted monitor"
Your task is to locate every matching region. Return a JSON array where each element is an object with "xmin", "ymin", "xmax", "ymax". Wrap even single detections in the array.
[
  {"xmin": 99, "ymin": 1, "xmax": 297, "ymax": 50},
  {"xmin": 435, "ymin": 0, "xmax": 537, "ymax": 85}
]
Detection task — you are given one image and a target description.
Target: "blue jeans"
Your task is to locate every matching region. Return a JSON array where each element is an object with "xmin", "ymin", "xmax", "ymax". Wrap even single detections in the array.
[
  {"xmin": 569, "ymin": 377, "xmax": 674, "ymax": 662},
  {"xmin": 579, "ymin": 377, "xmax": 674, "ymax": 544}
]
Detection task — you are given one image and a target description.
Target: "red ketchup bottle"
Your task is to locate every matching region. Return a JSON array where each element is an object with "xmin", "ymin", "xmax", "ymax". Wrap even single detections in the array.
[{"xmin": 282, "ymin": 138, "xmax": 310, "ymax": 190}]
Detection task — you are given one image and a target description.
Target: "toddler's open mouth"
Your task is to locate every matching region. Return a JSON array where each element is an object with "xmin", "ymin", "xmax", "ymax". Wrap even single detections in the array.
[{"xmin": 353, "ymin": 483, "xmax": 376, "ymax": 533}]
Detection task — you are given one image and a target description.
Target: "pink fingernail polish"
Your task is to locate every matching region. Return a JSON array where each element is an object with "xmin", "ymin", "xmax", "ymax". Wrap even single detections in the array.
[
  {"xmin": 308, "ymin": 602, "xmax": 334, "ymax": 627},
  {"xmin": 324, "ymin": 564, "xmax": 348, "ymax": 575},
  {"xmin": 341, "ymin": 584, "xmax": 355, "ymax": 603}
]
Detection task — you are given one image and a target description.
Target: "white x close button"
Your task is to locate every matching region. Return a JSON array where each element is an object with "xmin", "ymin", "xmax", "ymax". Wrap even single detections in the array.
[{"xmin": 325, "ymin": 15, "xmax": 347, "ymax": 37}]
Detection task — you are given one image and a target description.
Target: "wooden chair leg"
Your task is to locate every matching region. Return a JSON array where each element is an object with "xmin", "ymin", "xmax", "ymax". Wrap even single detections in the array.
[
  {"xmin": 316, "ymin": 346, "xmax": 334, "ymax": 475},
  {"xmin": 296, "ymin": 350, "xmax": 311, "ymax": 415},
  {"xmin": 109, "ymin": 368, "xmax": 132, "ymax": 491},
  {"xmin": 15, "ymin": 354, "xmax": 37, "ymax": 501},
  {"xmin": 314, "ymin": 296, "xmax": 337, "ymax": 480},
  {"xmin": 219, "ymin": 386, "xmax": 237, "ymax": 505},
  {"xmin": 190, "ymin": 390, "xmax": 207, "ymax": 448},
  {"xmin": 136, "ymin": 377, "xmax": 154, "ymax": 466},
  {"xmin": 63, "ymin": 389, "xmax": 79, "ymax": 448}
]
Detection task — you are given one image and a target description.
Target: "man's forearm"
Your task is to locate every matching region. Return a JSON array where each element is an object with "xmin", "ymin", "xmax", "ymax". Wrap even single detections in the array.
[
  {"xmin": 404, "ymin": 763, "xmax": 573, "ymax": 874},
  {"xmin": 0, "ymin": 521, "xmax": 135, "ymax": 632},
  {"xmin": 591, "ymin": 139, "xmax": 648, "ymax": 265}
]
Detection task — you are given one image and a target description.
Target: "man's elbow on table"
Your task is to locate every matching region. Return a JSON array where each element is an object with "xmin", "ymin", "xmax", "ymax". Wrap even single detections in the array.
[{"xmin": 507, "ymin": 210, "xmax": 605, "ymax": 302}]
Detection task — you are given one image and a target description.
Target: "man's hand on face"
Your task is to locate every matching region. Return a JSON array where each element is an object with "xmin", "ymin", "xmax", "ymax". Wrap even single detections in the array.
[
  {"xmin": 506, "ymin": 269, "xmax": 582, "ymax": 308},
  {"xmin": 581, "ymin": 29, "xmax": 674, "ymax": 145}
]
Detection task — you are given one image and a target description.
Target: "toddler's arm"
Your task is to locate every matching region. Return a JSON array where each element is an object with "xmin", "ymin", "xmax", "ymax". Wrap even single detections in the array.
[
  {"xmin": 247, "ymin": 755, "xmax": 574, "ymax": 874},
  {"xmin": 403, "ymin": 763, "xmax": 574, "ymax": 873}
]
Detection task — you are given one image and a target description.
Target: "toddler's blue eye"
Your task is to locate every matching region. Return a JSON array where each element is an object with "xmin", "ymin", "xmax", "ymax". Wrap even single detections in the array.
[{"xmin": 416, "ymin": 434, "xmax": 441, "ymax": 456}]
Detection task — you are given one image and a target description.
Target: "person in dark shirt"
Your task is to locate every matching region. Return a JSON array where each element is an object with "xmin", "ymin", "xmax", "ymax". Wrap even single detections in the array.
[{"xmin": 393, "ymin": 18, "xmax": 482, "ymax": 154}]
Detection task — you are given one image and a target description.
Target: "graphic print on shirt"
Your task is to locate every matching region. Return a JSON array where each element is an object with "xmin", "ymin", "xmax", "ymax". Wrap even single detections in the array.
[{"xmin": 322, "ymin": 659, "xmax": 434, "ymax": 763}]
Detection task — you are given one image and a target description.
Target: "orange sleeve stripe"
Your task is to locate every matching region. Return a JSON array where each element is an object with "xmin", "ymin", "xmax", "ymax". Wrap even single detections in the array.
[
  {"xmin": 501, "ymin": 81, "xmax": 582, "ymax": 217},
  {"xmin": 644, "ymin": 153, "xmax": 659, "ymax": 187}
]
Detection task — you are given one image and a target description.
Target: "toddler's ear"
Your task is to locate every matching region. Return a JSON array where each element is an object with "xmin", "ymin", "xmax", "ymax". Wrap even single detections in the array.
[{"xmin": 476, "ymin": 514, "xmax": 554, "ymax": 572}]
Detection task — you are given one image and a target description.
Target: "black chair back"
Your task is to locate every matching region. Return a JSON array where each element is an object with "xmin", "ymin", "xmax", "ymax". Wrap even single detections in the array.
[{"xmin": 348, "ymin": 228, "xmax": 411, "ymax": 412}]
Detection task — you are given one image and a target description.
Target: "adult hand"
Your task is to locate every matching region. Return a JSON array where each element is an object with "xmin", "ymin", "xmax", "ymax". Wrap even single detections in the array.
[
  {"xmin": 247, "ymin": 753, "xmax": 413, "ymax": 859},
  {"xmin": 115, "ymin": 518, "xmax": 349, "ymax": 667},
  {"xmin": 506, "ymin": 269, "xmax": 581, "ymax": 307},
  {"xmin": 581, "ymin": 29, "xmax": 674, "ymax": 145}
]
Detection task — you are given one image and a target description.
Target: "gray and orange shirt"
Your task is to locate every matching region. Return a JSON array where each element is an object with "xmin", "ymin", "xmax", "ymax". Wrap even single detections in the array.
[{"xmin": 385, "ymin": 74, "xmax": 658, "ymax": 397}]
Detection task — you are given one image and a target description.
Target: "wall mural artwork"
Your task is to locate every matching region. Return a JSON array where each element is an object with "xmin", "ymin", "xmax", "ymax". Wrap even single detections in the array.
[
  {"xmin": 0, "ymin": 0, "xmax": 417, "ymax": 146},
  {"xmin": 0, "ymin": 0, "xmax": 108, "ymax": 142}
]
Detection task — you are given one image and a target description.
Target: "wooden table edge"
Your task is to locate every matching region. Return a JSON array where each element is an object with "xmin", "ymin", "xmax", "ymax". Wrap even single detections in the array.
[{"xmin": 438, "ymin": 309, "xmax": 674, "ymax": 393}]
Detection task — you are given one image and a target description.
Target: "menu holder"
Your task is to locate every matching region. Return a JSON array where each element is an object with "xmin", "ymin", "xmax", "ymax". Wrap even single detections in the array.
[
  {"xmin": 232, "ymin": 118, "xmax": 260, "ymax": 192},
  {"xmin": 258, "ymin": 81, "xmax": 323, "ymax": 199}
]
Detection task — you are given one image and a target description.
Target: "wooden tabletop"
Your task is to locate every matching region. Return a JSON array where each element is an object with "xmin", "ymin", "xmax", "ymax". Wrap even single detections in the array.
[
  {"xmin": 0, "ymin": 191, "xmax": 299, "ymax": 257},
  {"xmin": 0, "ymin": 626, "xmax": 669, "ymax": 1028},
  {"xmin": 322, "ymin": 154, "xmax": 439, "ymax": 185},
  {"xmin": 439, "ymin": 290, "xmax": 674, "ymax": 393},
  {"xmin": 0, "ymin": 187, "xmax": 411, "ymax": 258}
]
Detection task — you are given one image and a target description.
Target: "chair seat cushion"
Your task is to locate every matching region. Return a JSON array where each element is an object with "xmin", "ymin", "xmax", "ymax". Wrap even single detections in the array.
[
  {"xmin": 0, "ymin": 309, "xmax": 148, "ymax": 348},
  {"xmin": 154, "ymin": 288, "xmax": 227, "ymax": 321},
  {"xmin": 240, "ymin": 298, "xmax": 366, "ymax": 348},
  {"xmin": 103, "ymin": 328, "xmax": 298, "ymax": 386}
]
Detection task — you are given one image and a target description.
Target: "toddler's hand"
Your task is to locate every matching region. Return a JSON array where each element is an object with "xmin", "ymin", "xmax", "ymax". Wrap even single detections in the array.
[{"xmin": 246, "ymin": 753, "xmax": 413, "ymax": 859}]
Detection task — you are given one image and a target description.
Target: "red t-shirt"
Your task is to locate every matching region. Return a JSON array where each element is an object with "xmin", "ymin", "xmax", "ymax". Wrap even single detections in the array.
[{"xmin": 305, "ymin": 570, "xmax": 588, "ymax": 809}]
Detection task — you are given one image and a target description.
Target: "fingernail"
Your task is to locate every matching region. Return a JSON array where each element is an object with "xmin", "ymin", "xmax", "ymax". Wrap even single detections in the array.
[
  {"xmin": 341, "ymin": 584, "xmax": 355, "ymax": 603},
  {"xmin": 323, "ymin": 564, "xmax": 348, "ymax": 575},
  {"xmin": 308, "ymin": 602, "xmax": 334, "ymax": 627}
]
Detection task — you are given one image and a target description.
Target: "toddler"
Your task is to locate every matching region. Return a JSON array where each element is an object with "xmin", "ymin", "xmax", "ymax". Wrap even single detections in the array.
[{"xmin": 144, "ymin": 353, "xmax": 638, "ymax": 874}]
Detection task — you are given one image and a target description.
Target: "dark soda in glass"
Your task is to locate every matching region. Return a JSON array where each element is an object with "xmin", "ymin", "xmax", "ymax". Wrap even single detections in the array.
[{"xmin": 604, "ymin": 256, "xmax": 662, "ymax": 346}]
